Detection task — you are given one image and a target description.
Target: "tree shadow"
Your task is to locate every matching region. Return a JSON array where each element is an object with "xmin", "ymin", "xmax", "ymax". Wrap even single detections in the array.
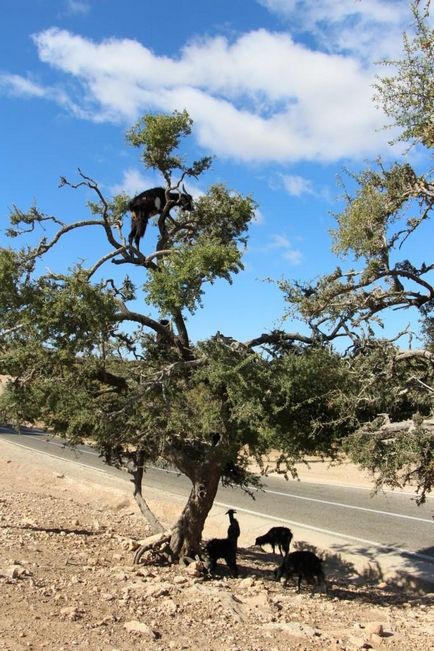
[
  {"xmin": 0, "ymin": 524, "xmax": 99, "ymax": 536},
  {"xmin": 233, "ymin": 540, "xmax": 434, "ymax": 608}
]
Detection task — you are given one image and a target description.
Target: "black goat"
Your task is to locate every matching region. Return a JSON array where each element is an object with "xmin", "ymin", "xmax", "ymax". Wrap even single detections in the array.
[
  {"xmin": 255, "ymin": 526, "xmax": 293, "ymax": 556},
  {"xmin": 274, "ymin": 551, "xmax": 327, "ymax": 593},
  {"xmin": 128, "ymin": 185, "xmax": 193, "ymax": 249},
  {"xmin": 226, "ymin": 509, "xmax": 240, "ymax": 544},
  {"xmin": 205, "ymin": 537, "xmax": 238, "ymax": 578}
]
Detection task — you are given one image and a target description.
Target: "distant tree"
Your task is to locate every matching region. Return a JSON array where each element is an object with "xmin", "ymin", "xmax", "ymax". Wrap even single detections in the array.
[
  {"xmin": 0, "ymin": 109, "xmax": 353, "ymax": 560},
  {"xmin": 276, "ymin": 1, "xmax": 434, "ymax": 503}
]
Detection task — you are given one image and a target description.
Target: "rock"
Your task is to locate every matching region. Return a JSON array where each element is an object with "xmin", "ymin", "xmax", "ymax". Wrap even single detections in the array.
[
  {"xmin": 365, "ymin": 623, "xmax": 384, "ymax": 636},
  {"xmin": 146, "ymin": 584, "xmax": 170, "ymax": 598},
  {"xmin": 0, "ymin": 565, "xmax": 27, "ymax": 579},
  {"xmin": 102, "ymin": 593, "xmax": 116, "ymax": 601},
  {"xmin": 263, "ymin": 622, "xmax": 320, "ymax": 638},
  {"xmin": 112, "ymin": 553, "xmax": 124, "ymax": 561},
  {"xmin": 60, "ymin": 606, "xmax": 83, "ymax": 621},
  {"xmin": 127, "ymin": 539, "xmax": 140, "ymax": 551},
  {"xmin": 184, "ymin": 560, "xmax": 204, "ymax": 577},
  {"xmin": 347, "ymin": 635, "xmax": 371, "ymax": 649},
  {"xmin": 160, "ymin": 598, "xmax": 178, "ymax": 615},
  {"xmin": 124, "ymin": 620, "xmax": 159, "ymax": 638},
  {"xmin": 173, "ymin": 575, "xmax": 188, "ymax": 585},
  {"xmin": 239, "ymin": 577, "xmax": 255, "ymax": 589}
]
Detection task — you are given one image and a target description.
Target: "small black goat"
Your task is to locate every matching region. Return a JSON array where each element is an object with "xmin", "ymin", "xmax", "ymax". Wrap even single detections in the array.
[
  {"xmin": 226, "ymin": 509, "xmax": 240, "ymax": 544},
  {"xmin": 255, "ymin": 526, "xmax": 293, "ymax": 556},
  {"xmin": 205, "ymin": 537, "xmax": 238, "ymax": 578},
  {"xmin": 274, "ymin": 551, "xmax": 327, "ymax": 593},
  {"xmin": 128, "ymin": 185, "xmax": 193, "ymax": 249}
]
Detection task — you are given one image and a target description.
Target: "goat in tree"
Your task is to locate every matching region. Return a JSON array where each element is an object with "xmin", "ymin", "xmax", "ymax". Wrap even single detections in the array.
[{"xmin": 128, "ymin": 185, "xmax": 193, "ymax": 250}]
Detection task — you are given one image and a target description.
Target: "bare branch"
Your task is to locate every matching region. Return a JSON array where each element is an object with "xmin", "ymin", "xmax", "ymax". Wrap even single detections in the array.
[
  {"xmin": 86, "ymin": 247, "xmax": 127, "ymax": 279},
  {"xmin": 28, "ymin": 219, "xmax": 107, "ymax": 260}
]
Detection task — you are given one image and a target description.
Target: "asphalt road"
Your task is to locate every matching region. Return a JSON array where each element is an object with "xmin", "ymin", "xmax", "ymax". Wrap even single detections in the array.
[{"xmin": 1, "ymin": 425, "xmax": 434, "ymax": 565}]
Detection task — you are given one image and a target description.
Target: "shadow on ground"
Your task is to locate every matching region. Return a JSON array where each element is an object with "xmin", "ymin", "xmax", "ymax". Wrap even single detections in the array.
[{"xmin": 202, "ymin": 540, "xmax": 434, "ymax": 609}]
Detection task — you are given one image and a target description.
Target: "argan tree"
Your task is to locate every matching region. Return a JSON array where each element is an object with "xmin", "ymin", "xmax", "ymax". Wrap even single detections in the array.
[
  {"xmin": 0, "ymin": 109, "xmax": 354, "ymax": 560},
  {"xmin": 277, "ymin": 1, "xmax": 434, "ymax": 503}
]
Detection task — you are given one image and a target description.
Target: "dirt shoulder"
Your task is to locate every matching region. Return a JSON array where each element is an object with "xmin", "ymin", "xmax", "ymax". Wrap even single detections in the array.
[{"xmin": 1, "ymin": 437, "xmax": 434, "ymax": 651}]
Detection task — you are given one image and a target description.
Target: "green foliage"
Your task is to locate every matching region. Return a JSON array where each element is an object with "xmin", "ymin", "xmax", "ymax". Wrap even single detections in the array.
[
  {"xmin": 332, "ymin": 163, "xmax": 417, "ymax": 259},
  {"xmin": 266, "ymin": 347, "xmax": 356, "ymax": 456},
  {"xmin": 126, "ymin": 109, "xmax": 213, "ymax": 180},
  {"xmin": 144, "ymin": 238, "xmax": 243, "ymax": 314},
  {"xmin": 346, "ymin": 416, "xmax": 434, "ymax": 504},
  {"xmin": 191, "ymin": 184, "xmax": 255, "ymax": 246},
  {"xmin": 374, "ymin": 2, "xmax": 434, "ymax": 147},
  {"xmin": 275, "ymin": 3, "xmax": 434, "ymax": 501},
  {"xmin": 142, "ymin": 183, "xmax": 256, "ymax": 314},
  {"xmin": 0, "ymin": 248, "xmax": 24, "ymax": 309}
]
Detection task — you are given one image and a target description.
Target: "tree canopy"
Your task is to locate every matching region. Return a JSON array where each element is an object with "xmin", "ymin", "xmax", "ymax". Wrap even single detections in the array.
[
  {"xmin": 277, "ymin": 1, "xmax": 434, "ymax": 503},
  {"xmin": 1, "ymin": 2, "xmax": 433, "ymax": 563},
  {"xmin": 0, "ymin": 105, "xmax": 355, "ymax": 559}
]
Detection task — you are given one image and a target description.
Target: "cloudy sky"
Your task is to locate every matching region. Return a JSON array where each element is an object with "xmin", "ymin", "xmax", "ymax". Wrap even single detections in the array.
[{"xmin": 0, "ymin": 0, "xmax": 425, "ymax": 341}]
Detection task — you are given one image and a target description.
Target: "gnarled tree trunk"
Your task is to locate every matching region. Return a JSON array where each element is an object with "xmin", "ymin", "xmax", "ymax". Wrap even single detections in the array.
[{"xmin": 169, "ymin": 458, "xmax": 223, "ymax": 560}]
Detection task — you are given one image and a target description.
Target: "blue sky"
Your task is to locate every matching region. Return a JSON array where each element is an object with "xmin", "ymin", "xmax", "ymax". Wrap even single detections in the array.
[{"xmin": 0, "ymin": 0, "xmax": 430, "ymax": 344}]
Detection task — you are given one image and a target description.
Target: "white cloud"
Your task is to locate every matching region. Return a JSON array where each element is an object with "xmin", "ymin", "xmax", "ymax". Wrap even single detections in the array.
[
  {"xmin": 258, "ymin": 0, "xmax": 410, "ymax": 59},
  {"xmin": 0, "ymin": 74, "xmax": 47, "ymax": 98},
  {"xmin": 252, "ymin": 207, "xmax": 265, "ymax": 225},
  {"xmin": 26, "ymin": 26, "xmax": 395, "ymax": 164},
  {"xmin": 282, "ymin": 248, "xmax": 303, "ymax": 264},
  {"xmin": 110, "ymin": 168, "xmax": 159, "ymax": 197},
  {"xmin": 281, "ymin": 174, "xmax": 314, "ymax": 197},
  {"xmin": 111, "ymin": 168, "xmax": 202, "ymax": 202},
  {"xmin": 64, "ymin": 0, "xmax": 90, "ymax": 15},
  {"xmin": 0, "ymin": 72, "xmax": 82, "ymax": 115},
  {"xmin": 269, "ymin": 234, "xmax": 292, "ymax": 249},
  {"xmin": 267, "ymin": 234, "xmax": 303, "ymax": 264}
]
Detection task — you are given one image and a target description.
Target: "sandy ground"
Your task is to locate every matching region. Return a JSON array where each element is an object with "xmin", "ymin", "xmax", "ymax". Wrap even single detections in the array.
[{"xmin": 1, "ymin": 437, "xmax": 434, "ymax": 651}]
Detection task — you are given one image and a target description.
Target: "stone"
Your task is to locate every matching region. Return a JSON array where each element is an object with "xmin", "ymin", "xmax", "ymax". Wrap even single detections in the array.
[
  {"xmin": 60, "ymin": 606, "xmax": 83, "ymax": 621},
  {"xmin": 239, "ymin": 577, "xmax": 255, "ymax": 589},
  {"xmin": 365, "ymin": 623, "xmax": 384, "ymax": 636},
  {"xmin": 160, "ymin": 598, "xmax": 178, "ymax": 615},
  {"xmin": 185, "ymin": 560, "xmax": 204, "ymax": 577},
  {"xmin": 0, "ymin": 565, "xmax": 27, "ymax": 579},
  {"xmin": 263, "ymin": 622, "xmax": 320, "ymax": 638},
  {"xmin": 124, "ymin": 620, "xmax": 159, "ymax": 638},
  {"xmin": 347, "ymin": 636, "xmax": 371, "ymax": 649}
]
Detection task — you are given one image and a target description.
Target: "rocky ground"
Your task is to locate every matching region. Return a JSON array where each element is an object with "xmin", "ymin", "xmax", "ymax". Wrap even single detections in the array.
[{"xmin": 1, "ymin": 440, "xmax": 434, "ymax": 651}]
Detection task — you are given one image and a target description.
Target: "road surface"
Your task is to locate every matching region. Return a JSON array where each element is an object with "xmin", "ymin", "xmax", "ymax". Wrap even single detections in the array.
[{"xmin": 1, "ymin": 425, "xmax": 433, "ymax": 566}]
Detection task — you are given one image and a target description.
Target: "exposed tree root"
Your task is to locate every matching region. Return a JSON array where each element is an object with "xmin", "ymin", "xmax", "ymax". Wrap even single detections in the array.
[{"xmin": 133, "ymin": 530, "xmax": 173, "ymax": 565}]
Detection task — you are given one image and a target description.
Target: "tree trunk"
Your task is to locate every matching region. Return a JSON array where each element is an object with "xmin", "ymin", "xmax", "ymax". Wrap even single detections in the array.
[
  {"xmin": 130, "ymin": 450, "xmax": 165, "ymax": 534},
  {"xmin": 169, "ymin": 462, "xmax": 222, "ymax": 560}
]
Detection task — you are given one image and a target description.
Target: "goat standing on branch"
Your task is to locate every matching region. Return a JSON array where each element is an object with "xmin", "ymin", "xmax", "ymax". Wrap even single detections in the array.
[{"xmin": 128, "ymin": 185, "xmax": 193, "ymax": 250}]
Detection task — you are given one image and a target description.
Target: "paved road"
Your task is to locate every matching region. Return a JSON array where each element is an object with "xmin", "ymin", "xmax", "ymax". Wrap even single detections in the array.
[{"xmin": 1, "ymin": 426, "xmax": 434, "ymax": 565}]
